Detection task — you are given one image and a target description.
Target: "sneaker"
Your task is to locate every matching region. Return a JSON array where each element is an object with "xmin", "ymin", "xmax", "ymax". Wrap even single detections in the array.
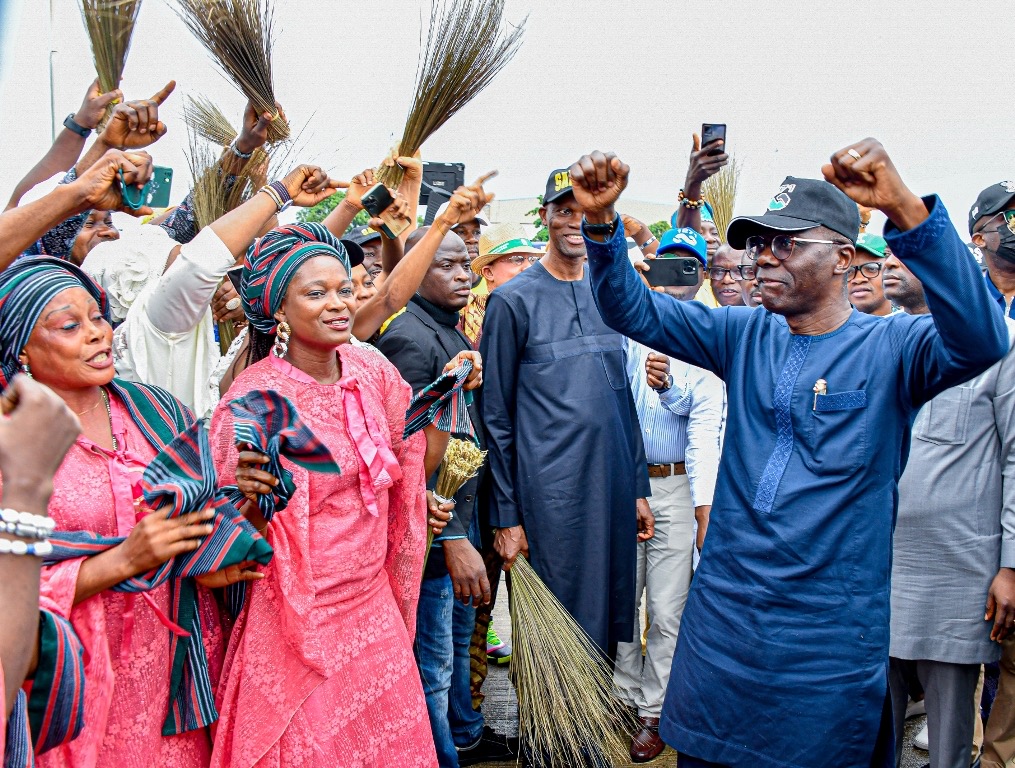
[
  {"xmin": 906, "ymin": 697, "xmax": 926, "ymax": 720},
  {"xmin": 487, "ymin": 621, "xmax": 512, "ymax": 665},
  {"xmin": 913, "ymin": 721, "xmax": 929, "ymax": 751},
  {"xmin": 457, "ymin": 726, "xmax": 518, "ymax": 766}
]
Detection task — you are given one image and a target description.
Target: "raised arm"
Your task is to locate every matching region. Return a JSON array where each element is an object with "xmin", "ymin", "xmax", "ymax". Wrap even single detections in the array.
[
  {"xmin": 822, "ymin": 139, "xmax": 1008, "ymax": 402},
  {"xmin": 572, "ymin": 150, "xmax": 747, "ymax": 377},
  {"xmin": 674, "ymin": 132, "xmax": 728, "ymax": 234}
]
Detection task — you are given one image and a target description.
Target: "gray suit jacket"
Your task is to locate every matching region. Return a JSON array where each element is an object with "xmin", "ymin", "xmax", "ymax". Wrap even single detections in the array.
[{"xmin": 891, "ymin": 318, "xmax": 1015, "ymax": 663}]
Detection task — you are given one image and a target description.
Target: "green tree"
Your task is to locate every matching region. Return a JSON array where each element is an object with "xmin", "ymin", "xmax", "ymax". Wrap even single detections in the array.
[
  {"xmin": 296, "ymin": 192, "xmax": 370, "ymax": 231},
  {"xmin": 526, "ymin": 194, "xmax": 547, "ymax": 241},
  {"xmin": 649, "ymin": 220, "xmax": 670, "ymax": 239}
]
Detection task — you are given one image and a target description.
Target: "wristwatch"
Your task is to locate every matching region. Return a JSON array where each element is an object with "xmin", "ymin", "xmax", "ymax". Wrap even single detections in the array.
[
  {"xmin": 63, "ymin": 113, "xmax": 92, "ymax": 138},
  {"xmin": 583, "ymin": 216, "xmax": 619, "ymax": 239},
  {"xmin": 653, "ymin": 373, "xmax": 673, "ymax": 392}
]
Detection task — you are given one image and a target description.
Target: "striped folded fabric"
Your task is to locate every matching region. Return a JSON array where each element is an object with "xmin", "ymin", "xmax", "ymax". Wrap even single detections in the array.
[
  {"xmin": 45, "ymin": 421, "xmax": 273, "ymax": 736},
  {"xmin": 4, "ymin": 610, "xmax": 85, "ymax": 768},
  {"xmin": 403, "ymin": 358, "xmax": 476, "ymax": 442},
  {"xmin": 225, "ymin": 390, "xmax": 340, "ymax": 523}
]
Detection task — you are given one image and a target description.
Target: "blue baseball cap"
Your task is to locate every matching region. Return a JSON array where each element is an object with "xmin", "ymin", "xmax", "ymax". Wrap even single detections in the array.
[
  {"xmin": 657, "ymin": 227, "xmax": 708, "ymax": 266},
  {"xmin": 670, "ymin": 201, "xmax": 715, "ymax": 229}
]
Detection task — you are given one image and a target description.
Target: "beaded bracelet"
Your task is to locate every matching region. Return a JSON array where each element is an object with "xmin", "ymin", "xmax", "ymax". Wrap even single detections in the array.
[
  {"xmin": 0, "ymin": 508, "xmax": 56, "ymax": 541},
  {"xmin": 229, "ymin": 141, "xmax": 253, "ymax": 160},
  {"xmin": 678, "ymin": 189, "xmax": 706, "ymax": 210},
  {"xmin": 0, "ymin": 537, "xmax": 54, "ymax": 557}
]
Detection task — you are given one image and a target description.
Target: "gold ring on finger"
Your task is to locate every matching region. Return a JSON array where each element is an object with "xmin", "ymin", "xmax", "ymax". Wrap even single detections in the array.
[{"xmin": 847, "ymin": 149, "xmax": 862, "ymax": 161}]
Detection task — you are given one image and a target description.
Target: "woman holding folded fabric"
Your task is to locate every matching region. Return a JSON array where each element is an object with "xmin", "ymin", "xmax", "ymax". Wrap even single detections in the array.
[
  {"xmin": 208, "ymin": 223, "xmax": 437, "ymax": 768},
  {"xmin": 0, "ymin": 256, "xmax": 237, "ymax": 768}
]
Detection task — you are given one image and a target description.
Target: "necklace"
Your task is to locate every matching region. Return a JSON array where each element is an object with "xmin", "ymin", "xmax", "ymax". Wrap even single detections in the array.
[
  {"xmin": 99, "ymin": 388, "xmax": 118, "ymax": 451},
  {"xmin": 75, "ymin": 396, "xmax": 103, "ymax": 416}
]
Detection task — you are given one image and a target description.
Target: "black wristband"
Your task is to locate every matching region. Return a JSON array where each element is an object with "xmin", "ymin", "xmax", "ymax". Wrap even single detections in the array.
[
  {"xmin": 583, "ymin": 216, "xmax": 619, "ymax": 238},
  {"xmin": 63, "ymin": 114, "xmax": 92, "ymax": 138}
]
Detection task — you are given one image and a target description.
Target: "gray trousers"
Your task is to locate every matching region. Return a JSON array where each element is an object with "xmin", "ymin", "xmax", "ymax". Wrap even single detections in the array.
[{"xmin": 889, "ymin": 657, "xmax": 980, "ymax": 768}]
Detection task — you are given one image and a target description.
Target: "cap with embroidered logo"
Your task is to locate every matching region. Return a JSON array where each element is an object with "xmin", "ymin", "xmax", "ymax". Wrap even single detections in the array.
[
  {"xmin": 344, "ymin": 226, "xmax": 381, "ymax": 246},
  {"xmin": 544, "ymin": 168, "xmax": 574, "ymax": 204},
  {"xmin": 969, "ymin": 181, "xmax": 1015, "ymax": 236},
  {"xmin": 856, "ymin": 233, "xmax": 887, "ymax": 259},
  {"xmin": 657, "ymin": 227, "xmax": 708, "ymax": 266},
  {"xmin": 726, "ymin": 176, "xmax": 861, "ymax": 249}
]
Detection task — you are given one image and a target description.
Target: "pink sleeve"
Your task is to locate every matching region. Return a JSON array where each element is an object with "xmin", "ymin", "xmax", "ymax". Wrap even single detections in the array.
[
  {"xmin": 38, "ymin": 559, "xmax": 85, "ymax": 620},
  {"xmin": 379, "ymin": 360, "xmax": 428, "ymax": 638}
]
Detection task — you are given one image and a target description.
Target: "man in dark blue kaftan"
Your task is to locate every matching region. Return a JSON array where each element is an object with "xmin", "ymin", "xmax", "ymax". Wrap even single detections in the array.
[
  {"xmin": 480, "ymin": 169, "xmax": 652, "ymax": 657},
  {"xmin": 571, "ymin": 142, "xmax": 1009, "ymax": 768}
]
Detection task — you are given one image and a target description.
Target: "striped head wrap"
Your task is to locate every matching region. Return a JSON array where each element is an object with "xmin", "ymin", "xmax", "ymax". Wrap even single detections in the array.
[
  {"xmin": 404, "ymin": 358, "xmax": 477, "ymax": 443},
  {"xmin": 0, "ymin": 257, "xmax": 108, "ymax": 386},
  {"xmin": 241, "ymin": 223, "xmax": 351, "ymax": 334}
]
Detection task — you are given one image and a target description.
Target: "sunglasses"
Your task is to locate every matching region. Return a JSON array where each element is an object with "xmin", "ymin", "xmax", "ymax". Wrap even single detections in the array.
[
  {"xmin": 980, "ymin": 210, "xmax": 1015, "ymax": 236},
  {"xmin": 745, "ymin": 234, "xmax": 850, "ymax": 261}
]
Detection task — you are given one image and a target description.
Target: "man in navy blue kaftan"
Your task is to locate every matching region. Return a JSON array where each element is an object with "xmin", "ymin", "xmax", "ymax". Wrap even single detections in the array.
[{"xmin": 571, "ymin": 141, "xmax": 1009, "ymax": 768}]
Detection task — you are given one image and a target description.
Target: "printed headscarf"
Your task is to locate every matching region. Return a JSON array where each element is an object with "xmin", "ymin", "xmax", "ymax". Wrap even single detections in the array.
[
  {"xmin": 241, "ymin": 223, "xmax": 351, "ymax": 334},
  {"xmin": 0, "ymin": 257, "xmax": 109, "ymax": 386}
]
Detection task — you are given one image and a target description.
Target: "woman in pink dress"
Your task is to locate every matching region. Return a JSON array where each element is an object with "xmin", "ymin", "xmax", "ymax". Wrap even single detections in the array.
[
  {"xmin": 0, "ymin": 257, "xmax": 236, "ymax": 768},
  {"xmin": 208, "ymin": 223, "xmax": 438, "ymax": 768}
]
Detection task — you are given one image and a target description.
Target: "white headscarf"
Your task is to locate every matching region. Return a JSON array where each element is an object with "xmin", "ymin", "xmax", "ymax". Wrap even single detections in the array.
[{"xmin": 82, "ymin": 225, "xmax": 175, "ymax": 322}]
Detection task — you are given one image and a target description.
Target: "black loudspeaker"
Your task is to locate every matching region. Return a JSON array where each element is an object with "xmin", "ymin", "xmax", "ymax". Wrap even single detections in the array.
[{"xmin": 420, "ymin": 161, "xmax": 465, "ymax": 206}]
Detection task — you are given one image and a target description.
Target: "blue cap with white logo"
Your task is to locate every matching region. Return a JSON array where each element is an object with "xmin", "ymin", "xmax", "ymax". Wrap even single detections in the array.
[{"xmin": 657, "ymin": 227, "xmax": 708, "ymax": 266}]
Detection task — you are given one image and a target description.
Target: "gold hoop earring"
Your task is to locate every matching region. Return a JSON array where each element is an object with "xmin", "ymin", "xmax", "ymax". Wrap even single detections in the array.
[{"xmin": 273, "ymin": 321, "xmax": 291, "ymax": 358}]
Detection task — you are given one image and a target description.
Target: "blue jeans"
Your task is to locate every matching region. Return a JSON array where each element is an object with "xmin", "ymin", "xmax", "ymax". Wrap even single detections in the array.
[
  {"xmin": 416, "ymin": 574, "xmax": 458, "ymax": 767},
  {"xmin": 449, "ymin": 522, "xmax": 484, "ymax": 747}
]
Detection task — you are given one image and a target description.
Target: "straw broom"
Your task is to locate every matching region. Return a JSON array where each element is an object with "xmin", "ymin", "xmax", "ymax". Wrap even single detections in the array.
[
  {"xmin": 79, "ymin": 0, "xmax": 143, "ymax": 126},
  {"xmin": 175, "ymin": 0, "xmax": 289, "ymax": 143},
  {"xmin": 187, "ymin": 128, "xmax": 268, "ymax": 352},
  {"xmin": 183, "ymin": 95, "xmax": 239, "ymax": 147},
  {"xmin": 510, "ymin": 555, "xmax": 637, "ymax": 768},
  {"xmin": 702, "ymin": 154, "xmax": 741, "ymax": 244},
  {"xmin": 423, "ymin": 439, "xmax": 485, "ymax": 572},
  {"xmin": 376, "ymin": 0, "xmax": 526, "ymax": 188}
]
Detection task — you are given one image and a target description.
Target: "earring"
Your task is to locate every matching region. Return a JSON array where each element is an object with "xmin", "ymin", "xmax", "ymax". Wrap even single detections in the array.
[
  {"xmin": 273, "ymin": 321, "xmax": 291, "ymax": 358},
  {"xmin": 20, "ymin": 362, "xmax": 31, "ymax": 379}
]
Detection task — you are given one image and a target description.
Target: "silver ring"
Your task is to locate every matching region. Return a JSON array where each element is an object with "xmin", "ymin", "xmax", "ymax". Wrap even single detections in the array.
[
  {"xmin": 225, "ymin": 297, "xmax": 242, "ymax": 311},
  {"xmin": 847, "ymin": 148, "xmax": 862, "ymax": 161}
]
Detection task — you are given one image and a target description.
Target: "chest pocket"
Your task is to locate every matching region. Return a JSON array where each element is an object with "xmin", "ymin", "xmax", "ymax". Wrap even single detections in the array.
[
  {"xmin": 801, "ymin": 390, "xmax": 868, "ymax": 474},
  {"xmin": 914, "ymin": 387, "xmax": 972, "ymax": 445}
]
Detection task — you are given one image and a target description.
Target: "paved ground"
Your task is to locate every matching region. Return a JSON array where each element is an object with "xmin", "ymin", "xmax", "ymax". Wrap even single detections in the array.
[{"xmin": 474, "ymin": 603, "xmax": 933, "ymax": 768}]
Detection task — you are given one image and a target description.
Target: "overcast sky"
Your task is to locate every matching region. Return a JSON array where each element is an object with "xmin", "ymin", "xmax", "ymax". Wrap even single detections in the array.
[{"xmin": 0, "ymin": 0, "xmax": 1011, "ymax": 237}]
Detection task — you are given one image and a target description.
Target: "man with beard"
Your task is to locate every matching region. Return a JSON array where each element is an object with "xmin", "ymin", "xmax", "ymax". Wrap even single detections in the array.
[
  {"xmin": 577, "ymin": 141, "xmax": 1008, "ymax": 767},
  {"xmin": 480, "ymin": 167, "xmax": 654, "ymax": 660}
]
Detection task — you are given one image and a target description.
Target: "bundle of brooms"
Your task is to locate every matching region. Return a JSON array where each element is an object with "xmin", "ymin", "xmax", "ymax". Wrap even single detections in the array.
[
  {"xmin": 375, "ymin": 0, "xmax": 526, "ymax": 189},
  {"xmin": 175, "ymin": 0, "xmax": 289, "ymax": 144},
  {"xmin": 423, "ymin": 439, "xmax": 485, "ymax": 572},
  {"xmin": 79, "ymin": 0, "xmax": 144, "ymax": 126},
  {"xmin": 186, "ymin": 126, "xmax": 268, "ymax": 352},
  {"xmin": 183, "ymin": 94, "xmax": 239, "ymax": 147},
  {"xmin": 509, "ymin": 555, "xmax": 637, "ymax": 767},
  {"xmin": 702, "ymin": 154, "xmax": 741, "ymax": 244}
]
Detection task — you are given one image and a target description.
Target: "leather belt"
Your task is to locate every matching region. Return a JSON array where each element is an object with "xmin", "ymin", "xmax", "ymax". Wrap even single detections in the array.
[{"xmin": 647, "ymin": 462, "xmax": 686, "ymax": 478}]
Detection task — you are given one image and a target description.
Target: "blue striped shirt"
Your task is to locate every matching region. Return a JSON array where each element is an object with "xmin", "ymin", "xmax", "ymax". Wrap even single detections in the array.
[{"xmin": 627, "ymin": 338, "xmax": 724, "ymax": 506}]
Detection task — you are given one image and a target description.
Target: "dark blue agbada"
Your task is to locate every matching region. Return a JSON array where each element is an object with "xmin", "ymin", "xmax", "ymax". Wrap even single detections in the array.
[
  {"xmin": 480, "ymin": 261, "xmax": 650, "ymax": 653},
  {"xmin": 586, "ymin": 197, "xmax": 1008, "ymax": 768}
]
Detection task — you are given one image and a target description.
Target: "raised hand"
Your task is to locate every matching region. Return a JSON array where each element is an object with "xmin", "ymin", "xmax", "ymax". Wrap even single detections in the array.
[
  {"xmin": 99, "ymin": 80, "xmax": 176, "ymax": 149},
  {"xmin": 74, "ymin": 79, "xmax": 123, "ymax": 131},
  {"xmin": 684, "ymin": 132, "xmax": 728, "ymax": 189},
  {"xmin": 235, "ymin": 100, "xmax": 285, "ymax": 155},
  {"xmin": 279, "ymin": 165, "xmax": 349, "ymax": 208},
  {"xmin": 345, "ymin": 168, "xmax": 378, "ymax": 210},
  {"xmin": 73, "ymin": 149, "xmax": 156, "ymax": 217},
  {"xmin": 568, "ymin": 151, "xmax": 630, "ymax": 222},
  {"xmin": 821, "ymin": 138, "xmax": 928, "ymax": 230},
  {"xmin": 437, "ymin": 171, "xmax": 497, "ymax": 231}
]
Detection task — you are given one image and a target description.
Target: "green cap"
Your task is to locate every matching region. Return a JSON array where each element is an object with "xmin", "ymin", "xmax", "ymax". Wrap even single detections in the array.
[{"xmin": 856, "ymin": 233, "xmax": 887, "ymax": 258}]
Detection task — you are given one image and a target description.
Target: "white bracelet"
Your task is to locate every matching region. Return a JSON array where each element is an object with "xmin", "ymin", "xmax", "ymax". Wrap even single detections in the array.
[
  {"xmin": 640, "ymin": 236, "xmax": 658, "ymax": 250},
  {"xmin": 0, "ymin": 508, "xmax": 56, "ymax": 541},
  {"xmin": 0, "ymin": 537, "xmax": 53, "ymax": 557}
]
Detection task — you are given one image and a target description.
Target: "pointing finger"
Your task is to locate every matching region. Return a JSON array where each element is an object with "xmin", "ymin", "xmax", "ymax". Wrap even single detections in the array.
[
  {"xmin": 151, "ymin": 80, "xmax": 177, "ymax": 105},
  {"xmin": 473, "ymin": 170, "xmax": 498, "ymax": 187}
]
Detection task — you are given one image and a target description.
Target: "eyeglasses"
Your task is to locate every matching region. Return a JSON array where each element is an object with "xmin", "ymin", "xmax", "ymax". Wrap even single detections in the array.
[
  {"xmin": 500, "ymin": 254, "xmax": 540, "ymax": 265},
  {"xmin": 979, "ymin": 210, "xmax": 1015, "ymax": 236},
  {"xmin": 847, "ymin": 262, "xmax": 884, "ymax": 280},
  {"xmin": 737, "ymin": 265, "xmax": 758, "ymax": 281},
  {"xmin": 707, "ymin": 267, "xmax": 743, "ymax": 282},
  {"xmin": 744, "ymin": 234, "xmax": 849, "ymax": 261}
]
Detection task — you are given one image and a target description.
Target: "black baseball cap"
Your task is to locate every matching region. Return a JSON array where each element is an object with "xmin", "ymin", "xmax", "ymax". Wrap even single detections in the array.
[
  {"xmin": 544, "ymin": 168, "xmax": 574, "ymax": 204},
  {"xmin": 726, "ymin": 176, "xmax": 861, "ymax": 249},
  {"xmin": 344, "ymin": 225, "xmax": 381, "ymax": 246},
  {"xmin": 969, "ymin": 181, "xmax": 1015, "ymax": 235},
  {"xmin": 339, "ymin": 238, "xmax": 365, "ymax": 267}
]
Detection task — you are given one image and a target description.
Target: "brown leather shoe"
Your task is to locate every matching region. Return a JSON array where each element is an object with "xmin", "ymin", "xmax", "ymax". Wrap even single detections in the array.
[{"xmin": 630, "ymin": 716, "xmax": 666, "ymax": 763}]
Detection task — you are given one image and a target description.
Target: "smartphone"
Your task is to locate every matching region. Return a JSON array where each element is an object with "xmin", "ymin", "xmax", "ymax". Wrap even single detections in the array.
[
  {"xmin": 645, "ymin": 256, "xmax": 702, "ymax": 287},
  {"xmin": 360, "ymin": 183, "xmax": 410, "ymax": 239},
  {"xmin": 701, "ymin": 123, "xmax": 726, "ymax": 156},
  {"xmin": 117, "ymin": 165, "xmax": 173, "ymax": 210},
  {"xmin": 226, "ymin": 265, "xmax": 243, "ymax": 294}
]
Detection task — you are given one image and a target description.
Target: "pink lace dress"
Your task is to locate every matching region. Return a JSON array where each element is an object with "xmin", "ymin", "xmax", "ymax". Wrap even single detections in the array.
[
  {"xmin": 23, "ymin": 392, "xmax": 223, "ymax": 768},
  {"xmin": 208, "ymin": 345, "xmax": 435, "ymax": 768}
]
